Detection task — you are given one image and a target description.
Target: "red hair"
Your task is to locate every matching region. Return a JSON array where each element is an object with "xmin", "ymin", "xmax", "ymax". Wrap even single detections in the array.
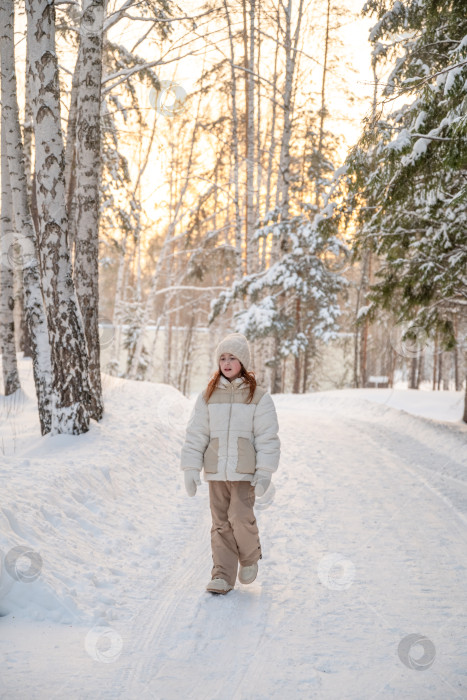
[{"xmin": 204, "ymin": 364, "xmax": 257, "ymax": 404}]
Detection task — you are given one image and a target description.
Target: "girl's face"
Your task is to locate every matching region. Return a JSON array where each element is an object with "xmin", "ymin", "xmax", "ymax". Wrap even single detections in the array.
[{"xmin": 219, "ymin": 353, "xmax": 242, "ymax": 381}]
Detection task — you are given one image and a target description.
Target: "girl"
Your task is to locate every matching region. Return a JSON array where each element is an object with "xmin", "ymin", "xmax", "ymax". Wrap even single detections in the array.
[{"xmin": 180, "ymin": 332, "xmax": 280, "ymax": 594}]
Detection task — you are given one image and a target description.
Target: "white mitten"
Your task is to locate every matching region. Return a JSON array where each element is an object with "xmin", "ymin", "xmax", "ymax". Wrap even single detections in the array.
[
  {"xmin": 184, "ymin": 469, "xmax": 201, "ymax": 497},
  {"xmin": 251, "ymin": 469, "xmax": 272, "ymax": 496}
]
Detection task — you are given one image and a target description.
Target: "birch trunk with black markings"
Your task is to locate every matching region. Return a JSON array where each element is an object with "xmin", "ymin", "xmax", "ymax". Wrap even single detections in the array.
[
  {"xmin": 26, "ymin": 0, "xmax": 90, "ymax": 434},
  {"xmin": 71, "ymin": 0, "xmax": 105, "ymax": 420},
  {"xmin": 0, "ymin": 116, "xmax": 20, "ymax": 396},
  {"xmin": 0, "ymin": 0, "xmax": 53, "ymax": 430}
]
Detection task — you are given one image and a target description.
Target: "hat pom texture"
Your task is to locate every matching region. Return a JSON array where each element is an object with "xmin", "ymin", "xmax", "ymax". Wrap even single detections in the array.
[{"xmin": 215, "ymin": 333, "xmax": 251, "ymax": 371}]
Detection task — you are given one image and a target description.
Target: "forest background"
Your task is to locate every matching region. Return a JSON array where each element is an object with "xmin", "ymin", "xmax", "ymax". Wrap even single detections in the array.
[{"xmin": 1, "ymin": 0, "xmax": 466, "ymax": 435}]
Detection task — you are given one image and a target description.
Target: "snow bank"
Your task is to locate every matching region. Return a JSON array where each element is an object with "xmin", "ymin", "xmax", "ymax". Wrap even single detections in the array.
[
  {"xmin": 0, "ymin": 359, "xmax": 192, "ymax": 626},
  {"xmin": 311, "ymin": 386, "xmax": 465, "ymax": 423}
]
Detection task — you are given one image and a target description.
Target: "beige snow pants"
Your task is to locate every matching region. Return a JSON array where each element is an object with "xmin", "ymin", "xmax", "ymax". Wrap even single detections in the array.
[{"xmin": 208, "ymin": 481, "xmax": 262, "ymax": 586}]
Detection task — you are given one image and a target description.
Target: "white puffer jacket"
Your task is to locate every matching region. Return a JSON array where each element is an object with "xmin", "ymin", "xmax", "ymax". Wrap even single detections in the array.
[{"xmin": 180, "ymin": 375, "xmax": 280, "ymax": 482}]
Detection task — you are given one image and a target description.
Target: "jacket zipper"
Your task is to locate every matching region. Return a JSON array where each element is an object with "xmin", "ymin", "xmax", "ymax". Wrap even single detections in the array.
[{"xmin": 224, "ymin": 383, "xmax": 234, "ymax": 478}]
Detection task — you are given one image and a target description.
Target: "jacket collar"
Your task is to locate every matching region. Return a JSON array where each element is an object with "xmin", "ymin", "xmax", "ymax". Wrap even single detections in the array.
[{"xmin": 218, "ymin": 374, "xmax": 247, "ymax": 389}]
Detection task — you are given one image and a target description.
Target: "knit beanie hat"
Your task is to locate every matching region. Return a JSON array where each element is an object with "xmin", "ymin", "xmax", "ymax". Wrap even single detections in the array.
[{"xmin": 215, "ymin": 332, "xmax": 251, "ymax": 371}]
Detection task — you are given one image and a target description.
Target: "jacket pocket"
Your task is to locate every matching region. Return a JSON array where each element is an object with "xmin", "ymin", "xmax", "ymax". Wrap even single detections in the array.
[
  {"xmin": 203, "ymin": 437, "xmax": 219, "ymax": 473},
  {"xmin": 236, "ymin": 437, "xmax": 256, "ymax": 474}
]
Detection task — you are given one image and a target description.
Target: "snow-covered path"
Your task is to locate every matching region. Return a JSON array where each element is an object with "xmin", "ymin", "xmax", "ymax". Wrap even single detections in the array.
[
  {"xmin": 1, "ymin": 369, "xmax": 467, "ymax": 699},
  {"xmin": 106, "ymin": 396, "xmax": 467, "ymax": 700}
]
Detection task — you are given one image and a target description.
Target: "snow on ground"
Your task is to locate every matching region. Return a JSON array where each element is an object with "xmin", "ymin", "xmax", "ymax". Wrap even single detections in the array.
[
  {"xmin": 0, "ymin": 358, "xmax": 466, "ymax": 699},
  {"xmin": 323, "ymin": 385, "xmax": 465, "ymax": 423}
]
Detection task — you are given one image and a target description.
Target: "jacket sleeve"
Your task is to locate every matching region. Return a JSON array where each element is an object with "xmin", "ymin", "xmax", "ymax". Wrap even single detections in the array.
[
  {"xmin": 253, "ymin": 392, "xmax": 280, "ymax": 472},
  {"xmin": 180, "ymin": 391, "xmax": 210, "ymax": 471}
]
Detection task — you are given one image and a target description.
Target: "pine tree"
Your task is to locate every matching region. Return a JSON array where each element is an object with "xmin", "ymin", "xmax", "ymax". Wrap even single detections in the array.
[
  {"xmin": 355, "ymin": 0, "xmax": 467, "ymax": 332},
  {"xmin": 321, "ymin": 0, "xmax": 467, "ymax": 417},
  {"xmin": 209, "ymin": 209, "xmax": 348, "ymax": 391}
]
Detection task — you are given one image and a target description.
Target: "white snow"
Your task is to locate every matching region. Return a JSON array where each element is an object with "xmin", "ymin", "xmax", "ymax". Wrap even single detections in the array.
[
  {"xmin": 1, "ymin": 358, "xmax": 466, "ymax": 699},
  {"xmin": 410, "ymin": 136, "xmax": 429, "ymax": 158},
  {"xmin": 387, "ymin": 128, "xmax": 412, "ymax": 152},
  {"xmin": 413, "ymin": 110, "xmax": 427, "ymax": 130},
  {"xmin": 328, "ymin": 385, "xmax": 465, "ymax": 423},
  {"xmin": 444, "ymin": 64, "xmax": 464, "ymax": 95}
]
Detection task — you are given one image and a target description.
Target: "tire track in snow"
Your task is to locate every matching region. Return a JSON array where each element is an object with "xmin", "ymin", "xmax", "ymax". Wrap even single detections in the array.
[
  {"xmin": 118, "ymin": 514, "xmax": 279, "ymax": 700},
  {"xmin": 107, "ymin": 498, "xmax": 281, "ymax": 698},
  {"xmin": 187, "ymin": 582, "xmax": 273, "ymax": 700},
  {"xmin": 339, "ymin": 412, "xmax": 467, "ymax": 530},
  {"xmin": 107, "ymin": 507, "xmax": 211, "ymax": 698}
]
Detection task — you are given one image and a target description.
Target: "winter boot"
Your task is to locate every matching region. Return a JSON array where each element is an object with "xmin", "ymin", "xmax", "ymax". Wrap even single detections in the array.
[
  {"xmin": 206, "ymin": 578, "xmax": 233, "ymax": 594},
  {"xmin": 238, "ymin": 562, "xmax": 258, "ymax": 585}
]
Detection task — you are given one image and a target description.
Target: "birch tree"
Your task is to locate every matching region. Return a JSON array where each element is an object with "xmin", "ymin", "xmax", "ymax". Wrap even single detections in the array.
[
  {"xmin": 276, "ymin": 0, "xmax": 304, "ymax": 224},
  {"xmin": 0, "ymin": 0, "xmax": 53, "ymax": 431},
  {"xmin": 268, "ymin": 0, "xmax": 304, "ymax": 392},
  {"xmin": 71, "ymin": 0, "xmax": 106, "ymax": 420},
  {"xmin": 26, "ymin": 0, "xmax": 91, "ymax": 434},
  {"xmin": 17, "ymin": 34, "xmax": 36, "ymax": 360},
  {"xmin": 0, "ymin": 114, "xmax": 20, "ymax": 396},
  {"xmin": 243, "ymin": 0, "xmax": 256, "ymax": 275},
  {"xmin": 315, "ymin": 0, "xmax": 331, "ymax": 209},
  {"xmin": 224, "ymin": 0, "xmax": 244, "ymax": 280}
]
